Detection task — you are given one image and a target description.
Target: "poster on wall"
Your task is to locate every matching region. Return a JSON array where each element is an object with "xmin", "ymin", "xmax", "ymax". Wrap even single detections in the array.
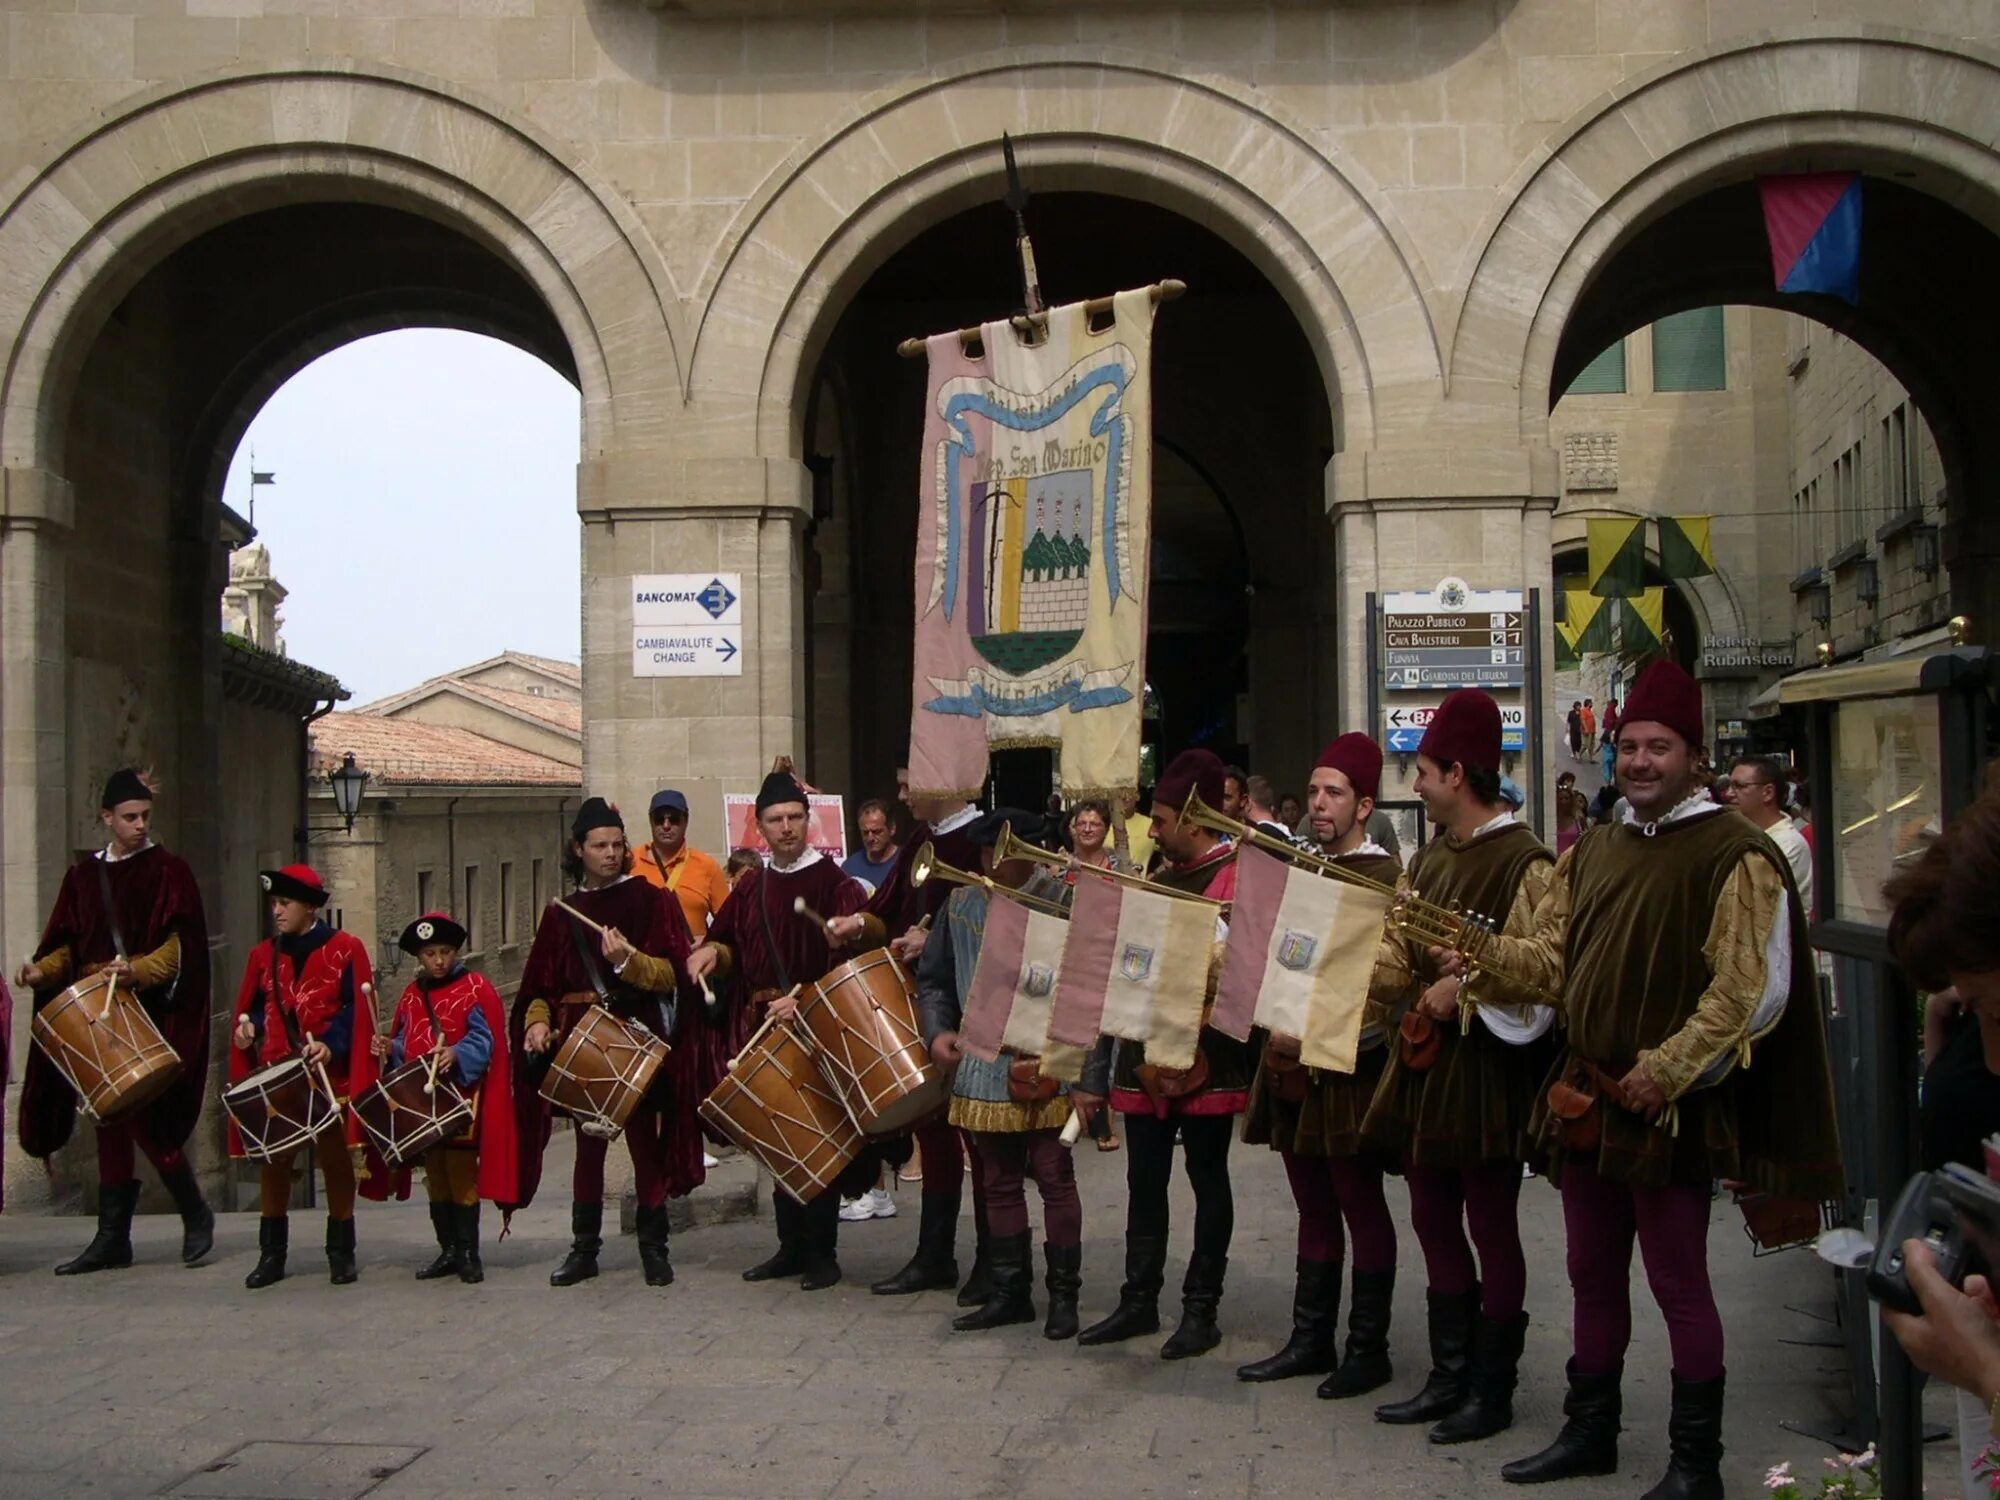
[{"xmin": 721, "ymin": 793, "xmax": 848, "ymax": 862}]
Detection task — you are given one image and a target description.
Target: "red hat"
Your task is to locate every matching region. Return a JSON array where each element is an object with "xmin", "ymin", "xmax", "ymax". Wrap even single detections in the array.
[
  {"xmin": 1154, "ymin": 748, "xmax": 1228, "ymax": 818},
  {"xmin": 260, "ymin": 864, "xmax": 327, "ymax": 906},
  {"xmin": 1416, "ymin": 689, "xmax": 1503, "ymax": 775},
  {"xmin": 1620, "ymin": 660, "xmax": 1705, "ymax": 749},
  {"xmin": 1315, "ymin": 733, "xmax": 1383, "ymax": 804}
]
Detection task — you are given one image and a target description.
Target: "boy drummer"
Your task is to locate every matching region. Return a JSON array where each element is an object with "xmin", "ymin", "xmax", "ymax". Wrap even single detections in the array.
[{"xmin": 370, "ymin": 912, "xmax": 517, "ymax": 1283}]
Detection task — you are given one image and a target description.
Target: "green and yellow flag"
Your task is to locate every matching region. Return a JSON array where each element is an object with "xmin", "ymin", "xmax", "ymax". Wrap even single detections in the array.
[
  {"xmin": 1554, "ymin": 618, "xmax": 1583, "ymax": 670},
  {"xmin": 1621, "ymin": 588, "xmax": 1666, "ymax": 651},
  {"xmin": 1659, "ymin": 515, "xmax": 1715, "ymax": 580},
  {"xmin": 1563, "ymin": 591, "xmax": 1616, "ymax": 656},
  {"xmin": 1587, "ymin": 516, "xmax": 1648, "ymax": 598}
]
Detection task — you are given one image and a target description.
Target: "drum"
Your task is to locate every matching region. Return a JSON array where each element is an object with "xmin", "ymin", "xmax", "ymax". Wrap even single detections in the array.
[
  {"xmin": 353, "ymin": 1056, "xmax": 475, "ymax": 1167},
  {"xmin": 223, "ymin": 1056, "xmax": 340, "ymax": 1162},
  {"xmin": 699, "ymin": 1014, "xmax": 861, "ymax": 1203},
  {"xmin": 795, "ymin": 948, "xmax": 947, "ymax": 1134},
  {"xmin": 31, "ymin": 971, "xmax": 183, "ymax": 1124},
  {"xmin": 539, "ymin": 1005, "xmax": 667, "ymax": 1140}
]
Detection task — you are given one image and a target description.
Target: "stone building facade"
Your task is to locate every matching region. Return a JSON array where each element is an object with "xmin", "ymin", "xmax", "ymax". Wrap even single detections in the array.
[{"xmin": 6, "ymin": 2, "xmax": 2000, "ymax": 1054}]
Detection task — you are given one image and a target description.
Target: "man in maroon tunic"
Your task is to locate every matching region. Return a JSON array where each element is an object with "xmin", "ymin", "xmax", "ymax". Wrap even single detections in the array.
[
  {"xmin": 690, "ymin": 769, "xmax": 879, "ymax": 1289},
  {"xmin": 512, "ymin": 796, "xmax": 703, "ymax": 1289},
  {"xmin": 15, "ymin": 768, "xmax": 214, "ymax": 1273}
]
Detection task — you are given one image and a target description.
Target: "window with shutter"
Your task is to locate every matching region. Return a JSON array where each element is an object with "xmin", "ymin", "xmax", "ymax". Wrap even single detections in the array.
[
  {"xmin": 1563, "ymin": 339, "xmax": 1626, "ymax": 395},
  {"xmin": 1651, "ymin": 307, "xmax": 1726, "ymax": 392}
]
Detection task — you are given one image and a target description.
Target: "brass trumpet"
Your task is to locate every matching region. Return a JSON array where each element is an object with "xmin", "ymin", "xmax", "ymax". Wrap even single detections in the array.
[
  {"xmin": 991, "ymin": 824, "xmax": 1228, "ymax": 910},
  {"xmin": 909, "ymin": 841, "xmax": 1072, "ymax": 919},
  {"xmin": 1174, "ymin": 788, "xmax": 1561, "ymax": 1012}
]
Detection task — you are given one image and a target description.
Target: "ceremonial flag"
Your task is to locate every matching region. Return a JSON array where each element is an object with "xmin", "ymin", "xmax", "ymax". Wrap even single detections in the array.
[
  {"xmin": 1563, "ymin": 590, "xmax": 1616, "ymax": 655},
  {"xmin": 1658, "ymin": 515, "xmax": 1715, "ymax": 580},
  {"xmin": 1555, "ymin": 618, "xmax": 1583, "ymax": 671},
  {"xmin": 1211, "ymin": 844, "xmax": 1393, "ymax": 1073},
  {"xmin": 1587, "ymin": 516, "xmax": 1647, "ymax": 598},
  {"xmin": 907, "ymin": 289, "xmax": 1158, "ymax": 803},
  {"xmin": 1621, "ymin": 587, "xmax": 1666, "ymax": 652},
  {"xmin": 1760, "ymin": 172, "xmax": 1861, "ymax": 306},
  {"xmin": 958, "ymin": 889, "xmax": 1070, "ymax": 1063},
  {"xmin": 1045, "ymin": 873, "xmax": 1210, "ymax": 1070}
]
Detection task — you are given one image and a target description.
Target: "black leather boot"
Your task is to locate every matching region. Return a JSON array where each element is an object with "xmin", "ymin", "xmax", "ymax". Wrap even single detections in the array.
[
  {"xmin": 1043, "ymin": 1243, "xmax": 1082, "ymax": 1341},
  {"xmin": 1078, "ymin": 1233, "xmax": 1167, "ymax": 1345},
  {"xmin": 550, "ymin": 1201, "xmax": 602, "ymax": 1287},
  {"xmin": 872, "ymin": 1190, "xmax": 960, "ymax": 1295},
  {"xmin": 1319, "ymin": 1267, "xmax": 1395, "ymax": 1399},
  {"xmin": 1160, "ymin": 1252, "xmax": 1227, "ymax": 1360},
  {"xmin": 1502, "ymin": 1360, "xmax": 1623, "ymax": 1485},
  {"xmin": 1375, "ymin": 1286, "xmax": 1477, "ymax": 1423},
  {"xmin": 326, "ymin": 1216, "xmax": 358, "ymax": 1285},
  {"xmin": 244, "ymin": 1215, "xmax": 288, "ymax": 1289},
  {"xmin": 55, "ymin": 1180, "xmax": 139, "ymax": 1276},
  {"xmin": 798, "ymin": 1199, "xmax": 842, "ymax": 1292},
  {"xmin": 1238, "ymin": 1257, "xmax": 1340, "ymax": 1381},
  {"xmin": 159, "ymin": 1157, "xmax": 214, "ymax": 1266},
  {"xmin": 456, "ymin": 1204, "xmax": 484, "ymax": 1285},
  {"xmin": 956, "ymin": 1212, "xmax": 995, "ymax": 1307},
  {"xmin": 416, "ymin": 1203, "xmax": 461, "ymax": 1280},
  {"xmin": 1639, "ymin": 1371, "xmax": 1724, "ymax": 1500},
  {"xmin": 953, "ymin": 1232, "xmax": 1035, "ymax": 1330},
  {"xmin": 1430, "ymin": 1312, "xmax": 1529, "ymax": 1444},
  {"xmin": 636, "ymin": 1203, "xmax": 674, "ymax": 1287}
]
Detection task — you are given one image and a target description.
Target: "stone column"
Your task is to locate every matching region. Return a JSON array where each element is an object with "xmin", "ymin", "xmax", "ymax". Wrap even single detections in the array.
[{"xmin": 1, "ymin": 465, "xmax": 73, "ymax": 1211}]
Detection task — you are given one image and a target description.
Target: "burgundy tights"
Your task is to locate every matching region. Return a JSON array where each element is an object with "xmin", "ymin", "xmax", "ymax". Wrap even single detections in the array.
[
  {"xmin": 1282, "ymin": 1149, "xmax": 1396, "ymax": 1272},
  {"xmin": 575, "ymin": 1113, "xmax": 669, "ymax": 1208},
  {"xmin": 1562, "ymin": 1157, "xmax": 1724, "ymax": 1380},
  {"xmin": 96, "ymin": 1122, "xmax": 184, "ymax": 1185},
  {"xmin": 972, "ymin": 1129, "xmax": 1081, "ymax": 1246},
  {"xmin": 1405, "ymin": 1159, "xmax": 1528, "ymax": 1320}
]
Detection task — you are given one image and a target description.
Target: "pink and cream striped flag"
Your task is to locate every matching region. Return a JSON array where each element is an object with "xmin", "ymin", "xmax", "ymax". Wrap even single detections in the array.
[
  {"xmin": 959, "ymin": 891, "xmax": 1071, "ymax": 1064},
  {"xmin": 1046, "ymin": 873, "xmax": 1211, "ymax": 1070},
  {"xmin": 1212, "ymin": 843, "xmax": 1392, "ymax": 1074}
]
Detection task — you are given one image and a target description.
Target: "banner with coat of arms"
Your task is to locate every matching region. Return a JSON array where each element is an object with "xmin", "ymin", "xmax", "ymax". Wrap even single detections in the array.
[{"xmin": 907, "ymin": 289, "xmax": 1157, "ymax": 801}]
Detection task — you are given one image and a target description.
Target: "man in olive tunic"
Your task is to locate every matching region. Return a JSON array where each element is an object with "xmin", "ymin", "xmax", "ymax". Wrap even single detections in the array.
[{"xmin": 1471, "ymin": 660, "xmax": 1841, "ymax": 1499}]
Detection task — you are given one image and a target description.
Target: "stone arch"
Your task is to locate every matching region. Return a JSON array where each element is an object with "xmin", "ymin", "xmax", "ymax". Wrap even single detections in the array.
[
  {"xmin": 0, "ymin": 62, "xmax": 685, "ymax": 473},
  {"xmin": 688, "ymin": 52, "xmax": 1443, "ymax": 460},
  {"xmin": 1450, "ymin": 28, "xmax": 2000, "ymax": 439}
]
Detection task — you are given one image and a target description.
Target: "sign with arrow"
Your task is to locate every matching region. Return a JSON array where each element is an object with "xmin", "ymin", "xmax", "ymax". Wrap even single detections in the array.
[
  {"xmin": 633, "ymin": 628, "xmax": 742, "ymax": 678},
  {"xmin": 631, "ymin": 573, "xmax": 745, "ymax": 677},
  {"xmin": 1384, "ymin": 700, "xmax": 1527, "ymax": 754},
  {"xmin": 1381, "ymin": 579, "xmax": 1527, "ymax": 692}
]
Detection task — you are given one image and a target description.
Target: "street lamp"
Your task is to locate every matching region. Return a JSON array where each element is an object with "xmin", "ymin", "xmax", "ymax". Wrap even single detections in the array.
[{"xmin": 328, "ymin": 751, "xmax": 369, "ymax": 833}]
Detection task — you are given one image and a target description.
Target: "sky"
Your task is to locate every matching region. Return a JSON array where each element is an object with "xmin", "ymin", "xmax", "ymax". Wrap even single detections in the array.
[{"xmin": 222, "ymin": 330, "xmax": 582, "ymax": 706}]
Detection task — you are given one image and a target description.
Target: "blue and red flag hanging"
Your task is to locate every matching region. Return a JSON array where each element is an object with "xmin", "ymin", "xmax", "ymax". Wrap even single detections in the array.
[{"xmin": 1758, "ymin": 172, "xmax": 1862, "ymax": 305}]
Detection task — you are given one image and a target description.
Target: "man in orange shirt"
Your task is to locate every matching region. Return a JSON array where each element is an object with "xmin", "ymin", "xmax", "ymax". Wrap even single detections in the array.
[{"xmin": 634, "ymin": 788, "xmax": 731, "ymax": 944}]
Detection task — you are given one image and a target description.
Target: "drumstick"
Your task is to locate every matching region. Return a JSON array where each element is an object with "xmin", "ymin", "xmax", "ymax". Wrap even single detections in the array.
[
  {"xmin": 302, "ymin": 1029, "xmax": 340, "ymax": 1105},
  {"xmin": 551, "ymin": 897, "xmax": 606, "ymax": 935},
  {"xmin": 1060, "ymin": 1112, "xmax": 1084, "ymax": 1148},
  {"xmin": 423, "ymin": 1042, "xmax": 445, "ymax": 1097},
  {"xmin": 792, "ymin": 897, "xmax": 833, "ymax": 930},
  {"xmin": 99, "ymin": 971, "xmax": 118, "ymax": 1022}
]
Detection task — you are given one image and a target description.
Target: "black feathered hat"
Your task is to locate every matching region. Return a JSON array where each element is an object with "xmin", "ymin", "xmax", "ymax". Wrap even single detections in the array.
[
  {"xmin": 571, "ymin": 796, "xmax": 624, "ymax": 841},
  {"xmin": 755, "ymin": 770, "xmax": 809, "ymax": 815},
  {"xmin": 100, "ymin": 768, "xmax": 153, "ymax": 810}
]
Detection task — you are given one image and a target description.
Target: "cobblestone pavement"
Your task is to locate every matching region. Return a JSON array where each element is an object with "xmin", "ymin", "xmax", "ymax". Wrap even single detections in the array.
[{"xmin": 0, "ymin": 1134, "xmax": 1897, "ymax": 1499}]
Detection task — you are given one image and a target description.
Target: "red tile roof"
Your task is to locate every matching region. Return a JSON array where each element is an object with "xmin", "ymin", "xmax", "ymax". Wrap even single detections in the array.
[
  {"xmin": 451, "ymin": 680, "xmax": 583, "ymax": 735},
  {"xmin": 309, "ymin": 714, "xmax": 581, "ymax": 788}
]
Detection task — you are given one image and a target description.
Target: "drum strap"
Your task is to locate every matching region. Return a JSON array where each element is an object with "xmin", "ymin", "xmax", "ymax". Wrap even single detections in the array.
[
  {"xmin": 94, "ymin": 858, "xmax": 128, "ymax": 963},
  {"xmin": 269, "ymin": 939, "xmax": 305, "ymax": 1053},
  {"xmin": 754, "ymin": 875, "xmax": 794, "ymax": 993},
  {"xmin": 566, "ymin": 912, "xmax": 679, "ymax": 1045}
]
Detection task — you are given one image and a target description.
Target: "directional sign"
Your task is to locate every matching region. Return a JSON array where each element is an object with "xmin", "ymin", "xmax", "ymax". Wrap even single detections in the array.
[
  {"xmin": 633, "ymin": 628, "xmax": 742, "ymax": 677},
  {"xmin": 1383, "ymin": 701, "xmax": 1527, "ymax": 755},
  {"xmin": 632, "ymin": 573, "xmax": 743, "ymax": 627},
  {"xmin": 1382, "ymin": 581, "xmax": 1528, "ymax": 692}
]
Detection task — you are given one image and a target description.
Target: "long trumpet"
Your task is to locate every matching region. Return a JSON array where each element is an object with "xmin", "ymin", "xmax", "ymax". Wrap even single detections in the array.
[
  {"xmin": 992, "ymin": 824, "xmax": 1228, "ymax": 910},
  {"xmin": 1175, "ymin": 788, "xmax": 1561, "ymax": 1012},
  {"xmin": 910, "ymin": 841, "xmax": 1072, "ymax": 919}
]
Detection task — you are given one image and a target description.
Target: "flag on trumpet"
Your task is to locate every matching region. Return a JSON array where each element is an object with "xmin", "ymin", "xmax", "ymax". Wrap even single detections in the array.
[
  {"xmin": 959, "ymin": 888, "xmax": 1072, "ymax": 1064},
  {"xmin": 1045, "ymin": 873, "xmax": 1211, "ymax": 1070},
  {"xmin": 1211, "ymin": 844, "xmax": 1393, "ymax": 1074}
]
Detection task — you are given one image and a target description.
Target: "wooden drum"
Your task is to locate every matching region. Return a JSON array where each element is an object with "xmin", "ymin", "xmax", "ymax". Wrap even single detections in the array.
[
  {"xmin": 223, "ymin": 1056, "xmax": 340, "ymax": 1161},
  {"xmin": 353, "ymin": 1056, "xmax": 474, "ymax": 1167},
  {"xmin": 699, "ymin": 1013, "xmax": 861, "ymax": 1203},
  {"xmin": 31, "ymin": 971, "xmax": 183, "ymax": 1124},
  {"xmin": 539, "ymin": 1004, "xmax": 667, "ymax": 1140},
  {"xmin": 795, "ymin": 948, "xmax": 947, "ymax": 1135}
]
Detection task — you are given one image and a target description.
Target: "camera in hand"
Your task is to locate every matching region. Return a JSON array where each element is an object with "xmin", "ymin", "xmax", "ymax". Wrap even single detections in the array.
[{"xmin": 1868, "ymin": 1162, "xmax": 2000, "ymax": 1316}]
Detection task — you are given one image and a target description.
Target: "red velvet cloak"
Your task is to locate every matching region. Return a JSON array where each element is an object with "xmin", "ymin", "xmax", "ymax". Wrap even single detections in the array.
[
  {"xmin": 389, "ymin": 969, "xmax": 519, "ymax": 1205},
  {"xmin": 507, "ymin": 877, "xmax": 699, "ymax": 1210},
  {"xmin": 19, "ymin": 845, "xmax": 212, "ymax": 1160}
]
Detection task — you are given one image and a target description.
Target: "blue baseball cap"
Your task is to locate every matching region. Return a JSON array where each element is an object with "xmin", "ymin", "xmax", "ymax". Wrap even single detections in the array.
[
  {"xmin": 648, "ymin": 788, "xmax": 689, "ymax": 819},
  {"xmin": 1498, "ymin": 776, "xmax": 1525, "ymax": 809}
]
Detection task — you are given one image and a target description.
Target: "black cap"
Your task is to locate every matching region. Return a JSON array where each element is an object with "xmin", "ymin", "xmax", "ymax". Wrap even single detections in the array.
[
  {"xmin": 399, "ymin": 911, "xmax": 468, "ymax": 955},
  {"xmin": 755, "ymin": 771, "xmax": 808, "ymax": 815},
  {"xmin": 100, "ymin": 768, "xmax": 153, "ymax": 810},
  {"xmin": 571, "ymin": 796, "xmax": 623, "ymax": 841}
]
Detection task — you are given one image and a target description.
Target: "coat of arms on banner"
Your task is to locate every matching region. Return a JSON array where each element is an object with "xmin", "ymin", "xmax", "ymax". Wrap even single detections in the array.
[
  {"xmin": 1021, "ymin": 962, "xmax": 1056, "ymax": 999},
  {"xmin": 906, "ymin": 288, "xmax": 1160, "ymax": 803},
  {"xmin": 1275, "ymin": 930, "xmax": 1318, "ymax": 972},
  {"xmin": 1118, "ymin": 943, "xmax": 1155, "ymax": 983}
]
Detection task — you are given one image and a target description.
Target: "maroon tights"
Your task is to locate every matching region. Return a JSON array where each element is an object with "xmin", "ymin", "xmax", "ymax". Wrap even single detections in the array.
[
  {"xmin": 97, "ymin": 1121, "xmax": 184, "ymax": 1185},
  {"xmin": 972, "ymin": 1129, "xmax": 1081, "ymax": 1246},
  {"xmin": 1562, "ymin": 1158, "xmax": 1723, "ymax": 1380},
  {"xmin": 575, "ymin": 1113, "xmax": 669, "ymax": 1208},
  {"xmin": 1405, "ymin": 1159, "xmax": 1528, "ymax": 1320},
  {"xmin": 1282, "ymin": 1149, "xmax": 1397, "ymax": 1272}
]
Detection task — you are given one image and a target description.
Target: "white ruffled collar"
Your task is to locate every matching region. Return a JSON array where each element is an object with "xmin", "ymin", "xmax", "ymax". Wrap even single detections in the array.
[{"xmin": 769, "ymin": 846, "xmax": 824, "ymax": 875}]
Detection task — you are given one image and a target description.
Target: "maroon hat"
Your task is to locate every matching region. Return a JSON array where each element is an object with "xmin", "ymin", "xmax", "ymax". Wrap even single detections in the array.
[
  {"xmin": 1620, "ymin": 660, "xmax": 1705, "ymax": 749},
  {"xmin": 1314, "ymin": 733, "xmax": 1383, "ymax": 804},
  {"xmin": 1416, "ymin": 689, "xmax": 1503, "ymax": 775},
  {"xmin": 1155, "ymin": 748, "xmax": 1228, "ymax": 818}
]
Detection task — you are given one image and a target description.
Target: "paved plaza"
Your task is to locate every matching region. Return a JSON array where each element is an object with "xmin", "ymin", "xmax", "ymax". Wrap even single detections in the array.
[{"xmin": 0, "ymin": 1136, "xmax": 1906, "ymax": 1499}]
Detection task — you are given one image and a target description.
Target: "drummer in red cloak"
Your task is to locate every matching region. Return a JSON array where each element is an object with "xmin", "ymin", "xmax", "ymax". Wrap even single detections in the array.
[
  {"xmin": 511, "ymin": 796, "xmax": 703, "ymax": 1290},
  {"xmin": 688, "ymin": 769, "xmax": 881, "ymax": 1290},
  {"xmin": 228, "ymin": 863, "xmax": 393, "ymax": 1291},
  {"xmin": 369, "ymin": 911, "xmax": 516, "ymax": 1284},
  {"xmin": 15, "ymin": 767, "xmax": 214, "ymax": 1274}
]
